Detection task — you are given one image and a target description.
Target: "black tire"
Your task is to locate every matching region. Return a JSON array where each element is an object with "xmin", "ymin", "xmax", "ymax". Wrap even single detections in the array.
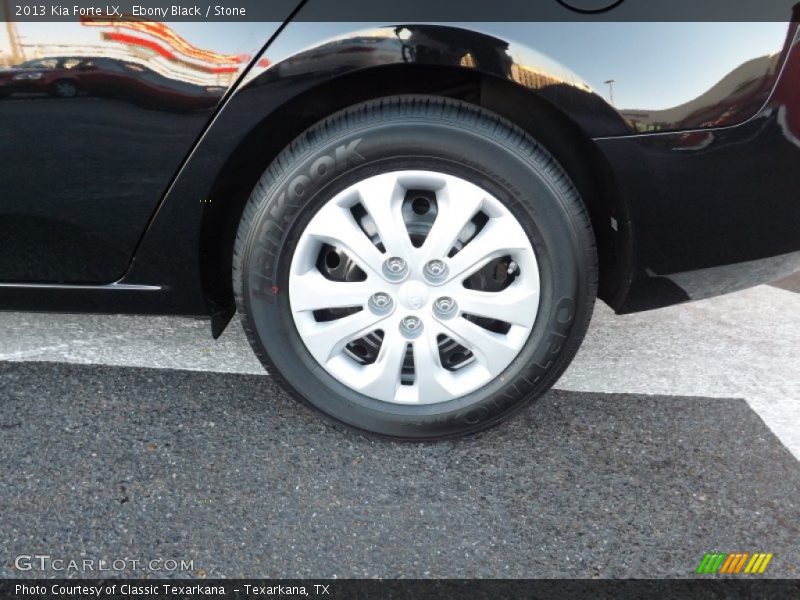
[{"xmin": 234, "ymin": 96, "xmax": 597, "ymax": 439}]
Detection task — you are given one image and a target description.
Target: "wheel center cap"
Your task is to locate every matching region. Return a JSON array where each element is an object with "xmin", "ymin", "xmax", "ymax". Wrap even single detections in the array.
[{"xmin": 397, "ymin": 280, "xmax": 430, "ymax": 310}]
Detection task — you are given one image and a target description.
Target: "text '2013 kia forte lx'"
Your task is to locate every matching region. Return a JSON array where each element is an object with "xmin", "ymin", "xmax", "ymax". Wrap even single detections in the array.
[{"xmin": 1, "ymin": 9, "xmax": 799, "ymax": 439}]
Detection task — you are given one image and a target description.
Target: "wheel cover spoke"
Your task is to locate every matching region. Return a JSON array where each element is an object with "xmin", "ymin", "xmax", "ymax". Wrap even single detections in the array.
[
  {"xmin": 355, "ymin": 174, "xmax": 414, "ymax": 259},
  {"xmin": 438, "ymin": 316, "xmax": 523, "ymax": 375},
  {"xmin": 456, "ymin": 284, "xmax": 539, "ymax": 328},
  {"xmin": 445, "ymin": 216, "xmax": 531, "ymax": 282},
  {"xmin": 357, "ymin": 328, "xmax": 408, "ymax": 398},
  {"xmin": 421, "ymin": 177, "xmax": 485, "ymax": 260},
  {"xmin": 290, "ymin": 269, "xmax": 373, "ymax": 312},
  {"xmin": 413, "ymin": 327, "xmax": 457, "ymax": 403},
  {"xmin": 289, "ymin": 170, "xmax": 540, "ymax": 405},
  {"xmin": 297, "ymin": 309, "xmax": 387, "ymax": 364},
  {"xmin": 304, "ymin": 204, "xmax": 385, "ymax": 278}
]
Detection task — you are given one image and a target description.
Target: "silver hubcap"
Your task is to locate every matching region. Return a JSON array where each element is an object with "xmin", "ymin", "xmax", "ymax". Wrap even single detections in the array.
[{"xmin": 289, "ymin": 170, "xmax": 540, "ymax": 405}]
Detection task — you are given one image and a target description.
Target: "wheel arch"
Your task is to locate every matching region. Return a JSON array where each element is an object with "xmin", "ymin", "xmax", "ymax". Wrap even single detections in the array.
[
  {"xmin": 198, "ymin": 63, "xmax": 631, "ymax": 336},
  {"xmin": 124, "ymin": 24, "xmax": 632, "ymax": 333}
]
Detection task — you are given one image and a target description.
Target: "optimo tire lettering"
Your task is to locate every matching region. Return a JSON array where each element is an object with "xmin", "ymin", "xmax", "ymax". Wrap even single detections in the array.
[{"xmin": 462, "ymin": 298, "xmax": 576, "ymax": 426}]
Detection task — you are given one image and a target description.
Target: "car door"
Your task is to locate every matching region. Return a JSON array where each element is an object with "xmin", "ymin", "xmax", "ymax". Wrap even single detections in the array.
[{"xmin": 0, "ymin": 20, "xmax": 292, "ymax": 283}]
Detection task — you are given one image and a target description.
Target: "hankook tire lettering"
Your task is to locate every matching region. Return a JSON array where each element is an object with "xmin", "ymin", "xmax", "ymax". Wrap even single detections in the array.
[{"xmin": 278, "ymin": 139, "xmax": 365, "ymax": 205}]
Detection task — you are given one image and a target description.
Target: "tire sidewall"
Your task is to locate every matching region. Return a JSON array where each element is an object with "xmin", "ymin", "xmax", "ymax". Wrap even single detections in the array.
[{"xmin": 240, "ymin": 110, "xmax": 591, "ymax": 438}]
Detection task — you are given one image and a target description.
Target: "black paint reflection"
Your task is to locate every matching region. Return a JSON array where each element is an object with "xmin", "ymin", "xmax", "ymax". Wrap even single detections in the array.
[
  {"xmin": 0, "ymin": 55, "xmax": 223, "ymax": 109},
  {"xmin": 0, "ymin": 17, "xmax": 798, "ymax": 318},
  {"xmin": 620, "ymin": 53, "xmax": 781, "ymax": 132},
  {"xmin": 0, "ymin": 19, "xmax": 272, "ymax": 283},
  {"xmin": 600, "ymin": 18, "xmax": 800, "ymax": 311}
]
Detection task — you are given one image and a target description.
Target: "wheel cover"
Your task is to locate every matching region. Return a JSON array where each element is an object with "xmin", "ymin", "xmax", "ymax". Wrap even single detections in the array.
[
  {"xmin": 288, "ymin": 170, "xmax": 540, "ymax": 405},
  {"xmin": 57, "ymin": 82, "xmax": 75, "ymax": 96}
]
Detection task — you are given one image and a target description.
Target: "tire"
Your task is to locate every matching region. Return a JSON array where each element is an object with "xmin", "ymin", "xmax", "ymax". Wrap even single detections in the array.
[
  {"xmin": 234, "ymin": 96, "xmax": 597, "ymax": 439},
  {"xmin": 51, "ymin": 80, "xmax": 78, "ymax": 98}
]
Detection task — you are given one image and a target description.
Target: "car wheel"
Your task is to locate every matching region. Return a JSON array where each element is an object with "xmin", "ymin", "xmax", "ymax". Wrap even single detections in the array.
[
  {"xmin": 52, "ymin": 80, "xmax": 78, "ymax": 98},
  {"xmin": 234, "ymin": 96, "xmax": 597, "ymax": 439}
]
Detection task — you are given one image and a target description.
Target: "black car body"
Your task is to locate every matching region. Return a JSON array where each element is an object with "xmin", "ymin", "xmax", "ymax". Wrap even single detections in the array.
[{"xmin": 1, "ymin": 6, "xmax": 799, "ymax": 437}]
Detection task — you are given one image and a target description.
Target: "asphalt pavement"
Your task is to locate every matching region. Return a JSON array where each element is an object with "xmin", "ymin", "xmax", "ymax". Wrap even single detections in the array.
[{"xmin": 0, "ymin": 282, "xmax": 799, "ymax": 578}]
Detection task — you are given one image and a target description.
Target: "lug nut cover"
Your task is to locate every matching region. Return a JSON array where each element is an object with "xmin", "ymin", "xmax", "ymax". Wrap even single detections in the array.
[
  {"xmin": 383, "ymin": 257, "xmax": 408, "ymax": 281},
  {"xmin": 369, "ymin": 292, "xmax": 394, "ymax": 315},
  {"xmin": 433, "ymin": 296, "xmax": 457, "ymax": 318},
  {"xmin": 424, "ymin": 259, "xmax": 448, "ymax": 282},
  {"xmin": 400, "ymin": 316, "xmax": 424, "ymax": 338}
]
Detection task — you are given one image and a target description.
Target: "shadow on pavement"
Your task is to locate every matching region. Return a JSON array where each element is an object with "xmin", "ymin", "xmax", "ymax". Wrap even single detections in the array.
[
  {"xmin": 1, "ymin": 361, "xmax": 798, "ymax": 579},
  {"xmin": 772, "ymin": 271, "xmax": 800, "ymax": 293}
]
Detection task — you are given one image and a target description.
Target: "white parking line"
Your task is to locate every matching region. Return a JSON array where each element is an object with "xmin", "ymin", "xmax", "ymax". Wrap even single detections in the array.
[
  {"xmin": 0, "ymin": 285, "xmax": 798, "ymax": 457},
  {"xmin": 560, "ymin": 285, "xmax": 800, "ymax": 459}
]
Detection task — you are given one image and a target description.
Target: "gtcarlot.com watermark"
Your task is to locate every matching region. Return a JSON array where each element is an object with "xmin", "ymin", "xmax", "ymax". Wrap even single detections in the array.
[{"xmin": 14, "ymin": 554, "xmax": 194, "ymax": 573}]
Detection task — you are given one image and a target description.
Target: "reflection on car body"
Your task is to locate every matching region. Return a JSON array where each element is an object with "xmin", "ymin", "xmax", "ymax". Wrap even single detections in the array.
[{"xmin": 0, "ymin": 55, "xmax": 223, "ymax": 110}]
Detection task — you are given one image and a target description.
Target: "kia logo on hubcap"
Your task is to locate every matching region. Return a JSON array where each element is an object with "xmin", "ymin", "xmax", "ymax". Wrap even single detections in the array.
[{"xmin": 398, "ymin": 281, "xmax": 430, "ymax": 311}]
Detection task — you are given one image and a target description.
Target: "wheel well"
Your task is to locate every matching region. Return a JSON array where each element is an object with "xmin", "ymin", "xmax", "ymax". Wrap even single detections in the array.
[{"xmin": 201, "ymin": 64, "xmax": 630, "ymax": 334}]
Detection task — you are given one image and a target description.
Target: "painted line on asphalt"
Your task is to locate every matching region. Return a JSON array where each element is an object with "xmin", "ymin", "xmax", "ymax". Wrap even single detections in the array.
[
  {"xmin": 0, "ymin": 285, "xmax": 798, "ymax": 458},
  {"xmin": 2, "ymin": 362, "xmax": 799, "ymax": 578},
  {"xmin": 559, "ymin": 286, "xmax": 800, "ymax": 459}
]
